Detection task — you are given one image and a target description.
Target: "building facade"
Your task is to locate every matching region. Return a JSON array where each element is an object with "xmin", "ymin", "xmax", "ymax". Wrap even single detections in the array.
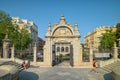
[
  {"xmin": 37, "ymin": 37, "xmax": 45, "ymax": 53},
  {"xmin": 84, "ymin": 26, "xmax": 116, "ymax": 53},
  {"xmin": 43, "ymin": 15, "xmax": 82, "ymax": 67}
]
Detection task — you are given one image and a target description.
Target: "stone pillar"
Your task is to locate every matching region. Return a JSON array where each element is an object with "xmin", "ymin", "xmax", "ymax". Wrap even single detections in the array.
[
  {"xmin": 117, "ymin": 38, "xmax": 120, "ymax": 54},
  {"xmin": 114, "ymin": 42, "xmax": 118, "ymax": 60},
  {"xmin": 3, "ymin": 34, "xmax": 11, "ymax": 58},
  {"xmin": 11, "ymin": 44, "xmax": 15, "ymax": 59},
  {"xmin": 118, "ymin": 38, "xmax": 120, "ymax": 47},
  {"xmin": 72, "ymin": 40, "xmax": 81, "ymax": 67},
  {"xmin": 80, "ymin": 44, "xmax": 82, "ymax": 63},
  {"xmin": 43, "ymin": 38, "xmax": 52, "ymax": 67},
  {"xmin": 33, "ymin": 43, "xmax": 37, "ymax": 63},
  {"xmin": 90, "ymin": 48, "xmax": 93, "ymax": 62}
]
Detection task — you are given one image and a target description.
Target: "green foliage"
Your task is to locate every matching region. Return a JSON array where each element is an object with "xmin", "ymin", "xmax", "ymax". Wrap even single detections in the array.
[
  {"xmin": 0, "ymin": 10, "xmax": 15, "ymax": 47},
  {"xmin": 0, "ymin": 10, "xmax": 32, "ymax": 51},
  {"xmin": 15, "ymin": 28, "xmax": 32, "ymax": 50},
  {"xmin": 59, "ymin": 54, "xmax": 63, "ymax": 58},
  {"xmin": 116, "ymin": 23, "xmax": 120, "ymax": 39},
  {"xmin": 82, "ymin": 52, "xmax": 87, "ymax": 57},
  {"xmin": 100, "ymin": 28, "xmax": 116, "ymax": 50}
]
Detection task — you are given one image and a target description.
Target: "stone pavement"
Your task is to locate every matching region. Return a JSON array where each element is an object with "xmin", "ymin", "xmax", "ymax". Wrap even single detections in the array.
[
  {"xmin": 19, "ymin": 60, "xmax": 113, "ymax": 80},
  {"xmin": 19, "ymin": 67, "xmax": 90, "ymax": 80},
  {"xmin": 54, "ymin": 60, "xmax": 72, "ymax": 68}
]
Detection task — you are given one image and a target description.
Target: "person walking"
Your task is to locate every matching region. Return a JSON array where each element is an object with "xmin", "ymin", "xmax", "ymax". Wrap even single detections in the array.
[
  {"xmin": 90, "ymin": 58, "xmax": 98, "ymax": 73},
  {"xmin": 21, "ymin": 60, "xmax": 27, "ymax": 69}
]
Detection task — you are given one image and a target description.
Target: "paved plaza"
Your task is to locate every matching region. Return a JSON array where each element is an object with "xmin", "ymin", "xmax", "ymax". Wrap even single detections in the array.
[
  {"xmin": 19, "ymin": 60, "xmax": 113, "ymax": 80},
  {"xmin": 19, "ymin": 66, "xmax": 114, "ymax": 80},
  {"xmin": 19, "ymin": 61, "xmax": 89, "ymax": 80},
  {"xmin": 19, "ymin": 67, "xmax": 90, "ymax": 80}
]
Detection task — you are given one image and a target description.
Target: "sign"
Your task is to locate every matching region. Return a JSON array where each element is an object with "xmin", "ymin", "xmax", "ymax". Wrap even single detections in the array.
[{"xmin": 94, "ymin": 53, "xmax": 110, "ymax": 58}]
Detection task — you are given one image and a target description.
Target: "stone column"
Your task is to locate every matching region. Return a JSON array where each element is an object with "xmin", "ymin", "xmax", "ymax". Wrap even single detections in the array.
[
  {"xmin": 72, "ymin": 40, "xmax": 81, "ymax": 67},
  {"xmin": 33, "ymin": 43, "xmax": 37, "ymax": 63},
  {"xmin": 117, "ymin": 38, "xmax": 120, "ymax": 47},
  {"xmin": 90, "ymin": 48, "xmax": 93, "ymax": 62},
  {"xmin": 11, "ymin": 44, "xmax": 15, "ymax": 59},
  {"xmin": 114, "ymin": 42, "xmax": 118, "ymax": 61},
  {"xmin": 3, "ymin": 34, "xmax": 11, "ymax": 58},
  {"xmin": 80, "ymin": 44, "xmax": 82, "ymax": 63},
  {"xmin": 117, "ymin": 38, "xmax": 120, "ymax": 55}
]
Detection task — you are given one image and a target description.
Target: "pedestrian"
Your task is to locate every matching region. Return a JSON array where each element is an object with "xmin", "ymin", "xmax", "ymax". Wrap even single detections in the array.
[
  {"xmin": 90, "ymin": 58, "xmax": 98, "ymax": 73},
  {"xmin": 21, "ymin": 60, "xmax": 27, "ymax": 69}
]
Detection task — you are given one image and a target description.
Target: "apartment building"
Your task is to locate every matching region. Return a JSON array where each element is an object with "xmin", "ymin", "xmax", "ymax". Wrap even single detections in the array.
[
  {"xmin": 84, "ymin": 26, "xmax": 116, "ymax": 53},
  {"xmin": 37, "ymin": 37, "xmax": 45, "ymax": 53}
]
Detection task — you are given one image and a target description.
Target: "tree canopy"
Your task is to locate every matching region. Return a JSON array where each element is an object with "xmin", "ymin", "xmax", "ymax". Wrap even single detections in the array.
[
  {"xmin": 100, "ymin": 28, "xmax": 116, "ymax": 51},
  {"xmin": 15, "ymin": 28, "xmax": 32, "ymax": 50},
  {"xmin": 0, "ymin": 10, "xmax": 32, "ymax": 50},
  {"xmin": 0, "ymin": 10, "xmax": 17, "ymax": 47}
]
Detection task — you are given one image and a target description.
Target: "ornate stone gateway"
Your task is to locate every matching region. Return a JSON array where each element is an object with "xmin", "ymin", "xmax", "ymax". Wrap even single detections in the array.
[{"xmin": 43, "ymin": 15, "xmax": 82, "ymax": 67}]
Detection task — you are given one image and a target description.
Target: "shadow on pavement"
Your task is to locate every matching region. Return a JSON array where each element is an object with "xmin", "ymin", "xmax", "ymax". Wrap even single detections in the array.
[
  {"xmin": 104, "ymin": 73, "xmax": 113, "ymax": 80},
  {"xmin": 19, "ymin": 71, "xmax": 39, "ymax": 80}
]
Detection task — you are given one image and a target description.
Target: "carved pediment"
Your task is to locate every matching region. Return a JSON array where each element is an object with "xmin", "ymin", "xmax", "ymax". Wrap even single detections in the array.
[{"xmin": 53, "ymin": 26, "xmax": 72, "ymax": 37}]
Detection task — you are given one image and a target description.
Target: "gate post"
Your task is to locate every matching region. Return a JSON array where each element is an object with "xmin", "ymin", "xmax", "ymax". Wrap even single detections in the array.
[
  {"xmin": 33, "ymin": 43, "xmax": 37, "ymax": 63},
  {"xmin": 114, "ymin": 42, "xmax": 118, "ymax": 61},
  {"xmin": 2, "ymin": 34, "xmax": 11, "ymax": 58},
  {"xmin": 90, "ymin": 47, "xmax": 93, "ymax": 62},
  {"xmin": 11, "ymin": 44, "xmax": 15, "ymax": 60}
]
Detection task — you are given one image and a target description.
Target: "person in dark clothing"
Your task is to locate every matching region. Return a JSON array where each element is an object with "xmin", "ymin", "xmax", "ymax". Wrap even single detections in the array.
[{"xmin": 90, "ymin": 58, "xmax": 98, "ymax": 73}]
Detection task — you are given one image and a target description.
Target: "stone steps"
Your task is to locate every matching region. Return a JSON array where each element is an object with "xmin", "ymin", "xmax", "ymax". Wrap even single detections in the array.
[
  {"xmin": 101, "ymin": 61, "xmax": 120, "ymax": 73},
  {"xmin": 1, "ymin": 61, "xmax": 24, "ymax": 72},
  {"xmin": 88, "ymin": 61, "xmax": 120, "ymax": 80},
  {"xmin": 101, "ymin": 67, "xmax": 112, "ymax": 73}
]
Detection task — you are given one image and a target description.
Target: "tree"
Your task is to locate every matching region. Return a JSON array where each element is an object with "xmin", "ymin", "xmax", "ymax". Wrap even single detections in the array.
[
  {"xmin": 0, "ymin": 10, "xmax": 18, "ymax": 47},
  {"xmin": 100, "ymin": 28, "xmax": 116, "ymax": 52},
  {"xmin": 15, "ymin": 28, "xmax": 32, "ymax": 50},
  {"xmin": 0, "ymin": 11, "xmax": 32, "ymax": 57}
]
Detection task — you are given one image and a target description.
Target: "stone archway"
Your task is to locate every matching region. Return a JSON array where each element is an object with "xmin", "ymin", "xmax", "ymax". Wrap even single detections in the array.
[{"xmin": 43, "ymin": 15, "xmax": 82, "ymax": 67}]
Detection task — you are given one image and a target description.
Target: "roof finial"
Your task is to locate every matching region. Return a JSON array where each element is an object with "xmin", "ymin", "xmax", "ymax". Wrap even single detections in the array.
[
  {"xmin": 59, "ymin": 14, "xmax": 66, "ymax": 24},
  {"xmin": 61, "ymin": 14, "xmax": 65, "ymax": 20},
  {"xmin": 48, "ymin": 22, "xmax": 51, "ymax": 30},
  {"xmin": 75, "ymin": 23, "xmax": 78, "ymax": 28},
  {"xmin": 48, "ymin": 22, "xmax": 51, "ymax": 27},
  {"xmin": 74, "ymin": 23, "xmax": 79, "ymax": 30}
]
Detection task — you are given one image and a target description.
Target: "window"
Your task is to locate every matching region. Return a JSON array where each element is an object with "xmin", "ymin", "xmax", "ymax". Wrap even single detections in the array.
[
  {"xmin": 66, "ymin": 47, "xmax": 69, "ymax": 52},
  {"xmin": 57, "ymin": 47, "xmax": 60, "ymax": 52},
  {"xmin": 61, "ymin": 47, "xmax": 64, "ymax": 52}
]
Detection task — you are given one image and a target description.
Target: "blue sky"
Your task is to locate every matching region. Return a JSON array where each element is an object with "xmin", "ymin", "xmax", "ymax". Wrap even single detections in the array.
[{"xmin": 0, "ymin": 0, "xmax": 120, "ymax": 43}]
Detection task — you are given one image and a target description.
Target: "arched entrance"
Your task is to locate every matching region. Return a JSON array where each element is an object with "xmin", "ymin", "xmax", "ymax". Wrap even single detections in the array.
[
  {"xmin": 52, "ymin": 42, "xmax": 73, "ymax": 67},
  {"xmin": 43, "ymin": 15, "xmax": 82, "ymax": 67}
]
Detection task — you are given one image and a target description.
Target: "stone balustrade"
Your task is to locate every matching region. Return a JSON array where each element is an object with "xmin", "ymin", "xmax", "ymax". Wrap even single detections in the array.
[
  {"xmin": 111, "ymin": 62, "xmax": 120, "ymax": 80},
  {"xmin": 99, "ymin": 59, "xmax": 117, "ymax": 67}
]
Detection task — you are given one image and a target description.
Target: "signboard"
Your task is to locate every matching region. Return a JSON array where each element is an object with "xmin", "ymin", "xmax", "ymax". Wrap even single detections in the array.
[{"xmin": 94, "ymin": 53, "xmax": 110, "ymax": 58}]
